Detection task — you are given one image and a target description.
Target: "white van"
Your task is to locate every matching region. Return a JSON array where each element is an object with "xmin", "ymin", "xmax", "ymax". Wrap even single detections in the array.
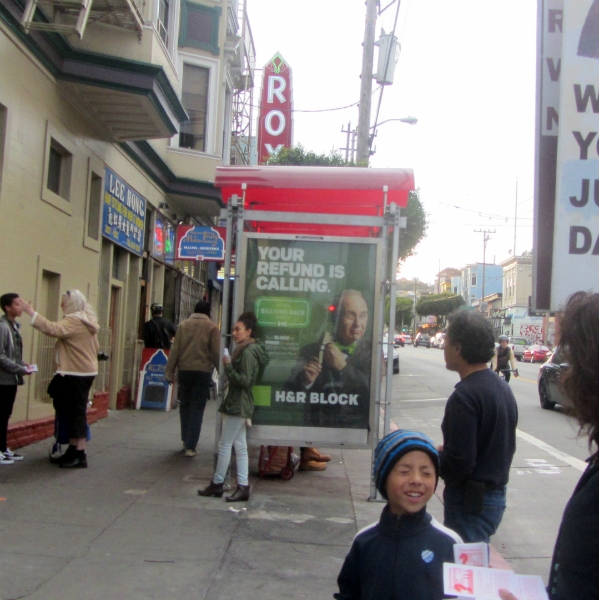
[{"xmin": 508, "ymin": 337, "xmax": 529, "ymax": 361}]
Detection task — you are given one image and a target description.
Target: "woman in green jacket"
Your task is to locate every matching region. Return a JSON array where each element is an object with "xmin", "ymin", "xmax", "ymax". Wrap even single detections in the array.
[{"xmin": 198, "ymin": 312, "xmax": 265, "ymax": 502}]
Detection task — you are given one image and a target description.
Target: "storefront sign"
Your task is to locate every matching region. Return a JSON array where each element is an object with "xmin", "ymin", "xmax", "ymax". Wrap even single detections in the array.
[
  {"xmin": 152, "ymin": 214, "xmax": 175, "ymax": 262},
  {"xmin": 257, "ymin": 53, "xmax": 293, "ymax": 164},
  {"xmin": 102, "ymin": 167, "xmax": 145, "ymax": 256},
  {"xmin": 551, "ymin": 0, "xmax": 599, "ymax": 309},
  {"xmin": 135, "ymin": 348, "xmax": 173, "ymax": 411},
  {"xmin": 176, "ymin": 226, "xmax": 226, "ymax": 261},
  {"xmin": 241, "ymin": 236, "xmax": 378, "ymax": 434}
]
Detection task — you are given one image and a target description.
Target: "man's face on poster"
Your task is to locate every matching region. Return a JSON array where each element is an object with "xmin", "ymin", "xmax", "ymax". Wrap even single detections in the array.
[{"xmin": 336, "ymin": 293, "xmax": 369, "ymax": 345}]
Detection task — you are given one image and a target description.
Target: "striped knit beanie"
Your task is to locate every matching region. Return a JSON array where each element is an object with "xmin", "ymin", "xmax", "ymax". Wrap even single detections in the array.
[{"xmin": 373, "ymin": 430, "xmax": 440, "ymax": 500}]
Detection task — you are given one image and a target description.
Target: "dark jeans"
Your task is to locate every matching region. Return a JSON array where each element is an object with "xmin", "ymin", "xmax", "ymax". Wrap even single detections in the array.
[
  {"xmin": 443, "ymin": 484, "xmax": 507, "ymax": 543},
  {"xmin": 178, "ymin": 370, "xmax": 212, "ymax": 450},
  {"xmin": 0, "ymin": 384, "xmax": 17, "ymax": 451},
  {"xmin": 50, "ymin": 375, "xmax": 95, "ymax": 439}
]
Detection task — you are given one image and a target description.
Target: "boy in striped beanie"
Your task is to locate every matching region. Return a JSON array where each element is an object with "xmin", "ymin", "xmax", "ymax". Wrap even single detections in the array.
[{"xmin": 335, "ymin": 430, "xmax": 462, "ymax": 600}]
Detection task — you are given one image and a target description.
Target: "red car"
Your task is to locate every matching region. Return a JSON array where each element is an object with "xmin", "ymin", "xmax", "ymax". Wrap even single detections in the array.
[{"xmin": 522, "ymin": 344, "xmax": 551, "ymax": 363}]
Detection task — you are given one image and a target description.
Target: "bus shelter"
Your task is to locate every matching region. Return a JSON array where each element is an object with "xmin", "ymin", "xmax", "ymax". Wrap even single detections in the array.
[{"xmin": 214, "ymin": 165, "xmax": 414, "ymax": 498}]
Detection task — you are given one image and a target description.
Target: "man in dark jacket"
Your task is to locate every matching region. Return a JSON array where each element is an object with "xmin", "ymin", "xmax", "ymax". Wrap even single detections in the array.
[
  {"xmin": 165, "ymin": 301, "xmax": 219, "ymax": 456},
  {"xmin": 0, "ymin": 293, "xmax": 32, "ymax": 464},
  {"xmin": 143, "ymin": 304, "xmax": 176, "ymax": 349},
  {"xmin": 440, "ymin": 310, "xmax": 518, "ymax": 543}
]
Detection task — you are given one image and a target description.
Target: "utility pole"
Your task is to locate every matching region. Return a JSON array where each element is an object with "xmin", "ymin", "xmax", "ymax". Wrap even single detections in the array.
[
  {"xmin": 356, "ymin": 0, "xmax": 378, "ymax": 163},
  {"xmin": 413, "ymin": 277, "xmax": 417, "ymax": 334},
  {"xmin": 474, "ymin": 229, "xmax": 496, "ymax": 314}
]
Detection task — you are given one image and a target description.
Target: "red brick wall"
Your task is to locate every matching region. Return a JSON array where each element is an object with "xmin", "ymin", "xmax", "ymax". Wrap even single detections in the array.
[{"xmin": 7, "ymin": 391, "xmax": 110, "ymax": 450}]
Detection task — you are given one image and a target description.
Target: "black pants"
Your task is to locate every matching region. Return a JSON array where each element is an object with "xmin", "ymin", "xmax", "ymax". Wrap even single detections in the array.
[
  {"xmin": 50, "ymin": 375, "xmax": 95, "ymax": 439},
  {"xmin": 0, "ymin": 384, "xmax": 17, "ymax": 452}
]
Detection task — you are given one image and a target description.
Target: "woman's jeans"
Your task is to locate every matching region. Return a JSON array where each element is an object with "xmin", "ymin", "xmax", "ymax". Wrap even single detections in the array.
[
  {"xmin": 178, "ymin": 370, "xmax": 212, "ymax": 450},
  {"xmin": 213, "ymin": 416, "xmax": 248, "ymax": 486},
  {"xmin": 443, "ymin": 484, "xmax": 507, "ymax": 543}
]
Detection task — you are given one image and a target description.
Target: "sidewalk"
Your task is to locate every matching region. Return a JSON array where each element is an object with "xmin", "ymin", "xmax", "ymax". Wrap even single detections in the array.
[
  {"xmin": 2, "ymin": 397, "xmax": 432, "ymax": 600},
  {"xmin": 4, "ymin": 365, "xmax": 568, "ymax": 599}
]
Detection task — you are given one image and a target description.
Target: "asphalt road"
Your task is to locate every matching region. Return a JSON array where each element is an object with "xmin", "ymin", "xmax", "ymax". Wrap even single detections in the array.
[{"xmin": 390, "ymin": 344, "xmax": 590, "ymax": 580}]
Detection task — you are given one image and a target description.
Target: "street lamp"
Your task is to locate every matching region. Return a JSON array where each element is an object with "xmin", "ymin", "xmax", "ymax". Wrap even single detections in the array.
[{"xmin": 368, "ymin": 117, "xmax": 418, "ymax": 155}]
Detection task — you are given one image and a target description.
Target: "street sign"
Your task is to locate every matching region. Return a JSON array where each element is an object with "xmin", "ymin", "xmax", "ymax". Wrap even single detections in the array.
[{"xmin": 175, "ymin": 226, "xmax": 226, "ymax": 261}]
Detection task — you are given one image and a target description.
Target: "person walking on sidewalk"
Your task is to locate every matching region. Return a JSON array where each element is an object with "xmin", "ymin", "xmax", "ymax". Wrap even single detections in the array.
[
  {"xmin": 198, "ymin": 312, "xmax": 266, "ymax": 502},
  {"xmin": 491, "ymin": 335, "xmax": 518, "ymax": 383},
  {"xmin": 165, "ymin": 300, "xmax": 220, "ymax": 456},
  {"xmin": 0, "ymin": 293, "xmax": 32, "ymax": 465},
  {"xmin": 335, "ymin": 430, "xmax": 462, "ymax": 600},
  {"xmin": 143, "ymin": 303, "xmax": 176, "ymax": 350},
  {"xmin": 439, "ymin": 310, "xmax": 518, "ymax": 543},
  {"xmin": 17, "ymin": 291, "xmax": 99, "ymax": 469}
]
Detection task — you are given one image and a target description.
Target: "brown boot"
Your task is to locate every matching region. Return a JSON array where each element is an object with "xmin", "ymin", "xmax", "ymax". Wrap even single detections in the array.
[
  {"xmin": 302, "ymin": 447, "xmax": 331, "ymax": 462},
  {"xmin": 197, "ymin": 481, "xmax": 224, "ymax": 497},
  {"xmin": 299, "ymin": 459, "xmax": 327, "ymax": 472},
  {"xmin": 225, "ymin": 484, "xmax": 250, "ymax": 502}
]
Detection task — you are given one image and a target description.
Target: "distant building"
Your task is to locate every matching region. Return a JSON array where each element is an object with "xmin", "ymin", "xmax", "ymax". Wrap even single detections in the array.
[
  {"xmin": 460, "ymin": 263, "xmax": 503, "ymax": 307},
  {"xmin": 437, "ymin": 267, "xmax": 462, "ymax": 295}
]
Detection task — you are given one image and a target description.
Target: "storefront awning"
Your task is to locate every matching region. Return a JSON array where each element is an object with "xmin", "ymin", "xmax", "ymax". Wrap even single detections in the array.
[{"xmin": 214, "ymin": 166, "xmax": 415, "ymax": 237}]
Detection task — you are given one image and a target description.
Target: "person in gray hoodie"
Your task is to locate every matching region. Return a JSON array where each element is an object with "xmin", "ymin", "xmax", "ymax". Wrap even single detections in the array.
[{"xmin": 0, "ymin": 293, "xmax": 32, "ymax": 465}]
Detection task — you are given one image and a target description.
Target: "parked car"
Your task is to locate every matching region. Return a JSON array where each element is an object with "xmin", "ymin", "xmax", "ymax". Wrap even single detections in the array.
[
  {"xmin": 431, "ymin": 332, "xmax": 446, "ymax": 349},
  {"xmin": 522, "ymin": 344, "xmax": 551, "ymax": 363},
  {"xmin": 394, "ymin": 334, "xmax": 404, "ymax": 347},
  {"xmin": 508, "ymin": 337, "xmax": 529, "ymax": 361},
  {"xmin": 538, "ymin": 346, "xmax": 567, "ymax": 409},
  {"xmin": 414, "ymin": 333, "xmax": 431, "ymax": 348},
  {"xmin": 383, "ymin": 336, "xmax": 400, "ymax": 374}
]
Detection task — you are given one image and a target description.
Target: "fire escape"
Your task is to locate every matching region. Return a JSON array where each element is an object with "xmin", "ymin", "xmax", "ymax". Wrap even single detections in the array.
[
  {"xmin": 20, "ymin": 0, "xmax": 143, "ymax": 39},
  {"xmin": 226, "ymin": 0, "xmax": 255, "ymax": 165}
]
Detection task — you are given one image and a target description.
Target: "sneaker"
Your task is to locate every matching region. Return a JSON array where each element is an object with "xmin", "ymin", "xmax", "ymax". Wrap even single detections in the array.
[
  {"xmin": 4, "ymin": 448, "xmax": 23, "ymax": 461},
  {"xmin": 184, "ymin": 449, "xmax": 198, "ymax": 457},
  {"xmin": 0, "ymin": 452, "xmax": 14, "ymax": 465}
]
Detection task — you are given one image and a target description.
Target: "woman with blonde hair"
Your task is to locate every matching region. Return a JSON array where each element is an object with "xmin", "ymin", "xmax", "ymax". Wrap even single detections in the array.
[{"xmin": 18, "ymin": 290, "xmax": 99, "ymax": 468}]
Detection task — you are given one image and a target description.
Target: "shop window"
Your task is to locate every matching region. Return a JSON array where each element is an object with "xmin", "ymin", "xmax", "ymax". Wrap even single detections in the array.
[
  {"xmin": 179, "ymin": 63, "xmax": 209, "ymax": 152},
  {"xmin": 42, "ymin": 123, "xmax": 76, "ymax": 215},
  {"xmin": 87, "ymin": 173, "xmax": 102, "ymax": 241},
  {"xmin": 179, "ymin": 2, "xmax": 221, "ymax": 55}
]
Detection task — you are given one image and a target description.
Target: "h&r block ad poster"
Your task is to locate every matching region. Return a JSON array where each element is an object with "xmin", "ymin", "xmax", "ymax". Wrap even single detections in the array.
[{"xmin": 242, "ymin": 236, "xmax": 378, "ymax": 431}]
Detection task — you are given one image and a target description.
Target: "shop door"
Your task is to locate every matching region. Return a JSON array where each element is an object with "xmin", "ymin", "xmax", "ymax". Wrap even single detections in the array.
[{"xmin": 108, "ymin": 286, "xmax": 121, "ymax": 400}]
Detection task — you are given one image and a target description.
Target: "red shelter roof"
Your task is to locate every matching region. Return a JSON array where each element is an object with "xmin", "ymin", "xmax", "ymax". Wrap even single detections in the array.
[{"xmin": 214, "ymin": 166, "xmax": 415, "ymax": 237}]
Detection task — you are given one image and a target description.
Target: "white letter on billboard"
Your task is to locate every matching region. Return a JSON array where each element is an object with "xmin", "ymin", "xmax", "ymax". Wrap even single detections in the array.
[
  {"xmin": 265, "ymin": 144, "xmax": 284, "ymax": 155},
  {"xmin": 267, "ymin": 76, "xmax": 287, "ymax": 103},
  {"xmin": 265, "ymin": 111, "xmax": 286, "ymax": 136}
]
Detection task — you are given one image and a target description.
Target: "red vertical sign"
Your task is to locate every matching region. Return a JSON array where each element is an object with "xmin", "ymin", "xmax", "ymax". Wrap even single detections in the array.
[{"xmin": 257, "ymin": 53, "xmax": 293, "ymax": 164}]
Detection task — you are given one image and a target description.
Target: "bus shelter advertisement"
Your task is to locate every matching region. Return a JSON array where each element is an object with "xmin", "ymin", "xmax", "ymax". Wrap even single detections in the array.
[{"xmin": 241, "ymin": 236, "xmax": 379, "ymax": 436}]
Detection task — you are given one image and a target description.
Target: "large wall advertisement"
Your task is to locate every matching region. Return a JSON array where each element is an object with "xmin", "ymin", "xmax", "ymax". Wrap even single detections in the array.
[{"xmin": 239, "ymin": 235, "xmax": 379, "ymax": 442}]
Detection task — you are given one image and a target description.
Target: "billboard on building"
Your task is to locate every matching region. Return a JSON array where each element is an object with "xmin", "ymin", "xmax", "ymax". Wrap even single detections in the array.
[
  {"xmin": 237, "ymin": 234, "xmax": 381, "ymax": 446},
  {"xmin": 550, "ymin": 0, "xmax": 599, "ymax": 309},
  {"xmin": 533, "ymin": 0, "xmax": 563, "ymax": 309},
  {"xmin": 257, "ymin": 53, "xmax": 293, "ymax": 164},
  {"xmin": 102, "ymin": 167, "xmax": 146, "ymax": 256}
]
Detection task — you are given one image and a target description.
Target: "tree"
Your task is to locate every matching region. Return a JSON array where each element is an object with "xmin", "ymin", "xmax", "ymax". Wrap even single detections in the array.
[
  {"xmin": 385, "ymin": 296, "xmax": 414, "ymax": 330},
  {"xmin": 267, "ymin": 144, "xmax": 428, "ymax": 263},
  {"xmin": 416, "ymin": 293, "xmax": 465, "ymax": 327}
]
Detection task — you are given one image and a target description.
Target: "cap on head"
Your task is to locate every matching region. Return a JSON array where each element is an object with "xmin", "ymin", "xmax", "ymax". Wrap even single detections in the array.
[
  {"xmin": 373, "ymin": 429, "xmax": 440, "ymax": 500},
  {"xmin": 499, "ymin": 335, "xmax": 509, "ymax": 342},
  {"xmin": 151, "ymin": 303, "xmax": 163, "ymax": 315}
]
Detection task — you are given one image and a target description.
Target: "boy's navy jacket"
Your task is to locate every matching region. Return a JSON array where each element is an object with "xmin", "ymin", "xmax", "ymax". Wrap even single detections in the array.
[{"xmin": 335, "ymin": 505, "xmax": 462, "ymax": 600}]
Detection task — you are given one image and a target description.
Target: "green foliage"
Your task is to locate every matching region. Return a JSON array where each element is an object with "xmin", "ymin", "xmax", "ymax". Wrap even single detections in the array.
[
  {"xmin": 399, "ymin": 189, "xmax": 428, "ymax": 263},
  {"xmin": 266, "ymin": 144, "xmax": 364, "ymax": 166},
  {"xmin": 416, "ymin": 293, "xmax": 465, "ymax": 326},
  {"xmin": 384, "ymin": 296, "xmax": 415, "ymax": 328}
]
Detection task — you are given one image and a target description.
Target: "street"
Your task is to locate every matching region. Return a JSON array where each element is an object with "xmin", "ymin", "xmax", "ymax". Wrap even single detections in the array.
[{"xmin": 393, "ymin": 345, "xmax": 589, "ymax": 580}]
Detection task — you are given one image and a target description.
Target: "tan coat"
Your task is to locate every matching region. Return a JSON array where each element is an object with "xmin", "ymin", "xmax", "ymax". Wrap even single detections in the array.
[
  {"xmin": 31, "ymin": 312, "xmax": 100, "ymax": 376},
  {"xmin": 165, "ymin": 313, "xmax": 220, "ymax": 381}
]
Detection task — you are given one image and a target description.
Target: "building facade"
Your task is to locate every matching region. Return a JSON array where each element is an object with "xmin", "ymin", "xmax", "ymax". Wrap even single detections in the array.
[
  {"xmin": 460, "ymin": 263, "xmax": 503, "ymax": 307},
  {"xmin": 0, "ymin": 0, "xmax": 255, "ymax": 428}
]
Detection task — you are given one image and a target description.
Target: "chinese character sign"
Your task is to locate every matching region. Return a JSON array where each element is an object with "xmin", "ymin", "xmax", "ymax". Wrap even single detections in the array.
[
  {"xmin": 102, "ymin": 167, "xmax": 146, "ymax": 256},
  {"xmin": 243, "ymin": 237, "xmax": 378, "ymax": 431}
]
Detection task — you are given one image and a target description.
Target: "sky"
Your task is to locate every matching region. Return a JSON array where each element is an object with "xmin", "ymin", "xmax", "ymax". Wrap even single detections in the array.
[{"xmin": 246, "ymin": 0, "xmax": 538, "ymax": 285}]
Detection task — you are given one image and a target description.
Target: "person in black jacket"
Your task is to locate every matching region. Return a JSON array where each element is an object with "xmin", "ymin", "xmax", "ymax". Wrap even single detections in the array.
[
  {"xmin": 143, "ymin": 304, "xmax": 176, "ymax": 349},
  {"xmin": 440, "ymin": 310, "xmax": 518, "ymax": 543},
  {"xmin": 500, "ymin": 292, "xmax": 599, "ymax": 600},
  {"xmin": 335, "ymin": 430, "xmax": 462, "ymax": 600}
]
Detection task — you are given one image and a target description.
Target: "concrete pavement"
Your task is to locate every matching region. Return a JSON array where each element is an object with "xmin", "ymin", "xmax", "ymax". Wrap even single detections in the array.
[{"xmin": 0, "ymin": 361, "xmax": 572, "ymax": 599}]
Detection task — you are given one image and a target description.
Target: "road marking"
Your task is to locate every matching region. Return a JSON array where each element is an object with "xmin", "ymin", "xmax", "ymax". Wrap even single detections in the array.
[{"xmin": 516, "ymin": 429, "xmax": 587, "ymax": 472}]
